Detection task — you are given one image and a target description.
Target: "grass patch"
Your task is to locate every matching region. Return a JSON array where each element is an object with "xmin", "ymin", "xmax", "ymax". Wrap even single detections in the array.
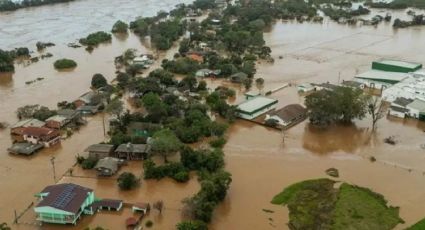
[
  {"xmin": 271, "ymin": 178, "xmax": 335, "ymax": 205},
  {"xmin": 407, "ymin": 218, "xmax": 425, "ymax": 230},
  {"xmin": 272, "ymin": 180, "xmax": 404, "ymax": 230},
  {"xmin": 332, "ymin": 183, "xmax": 403, "ymax": 230}
]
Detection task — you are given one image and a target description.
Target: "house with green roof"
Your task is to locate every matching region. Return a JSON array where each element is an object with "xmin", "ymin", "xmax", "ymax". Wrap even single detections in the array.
[
  {"xmin": 372, "ymin": 59, "xmax": 422, "ymax": 73},
  {"xmin": 236, "ymin": 96, "xmax": 278, "ymax": 120}
]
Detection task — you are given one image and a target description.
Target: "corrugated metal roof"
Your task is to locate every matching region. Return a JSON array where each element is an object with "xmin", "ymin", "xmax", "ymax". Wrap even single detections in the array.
[
  {"xmin": 376, "ymin": 60, "xmax": 422, "ymax": 69},
  {"xmin": 355, "ymin": 70, "xmax": 408, "ymax": 82},
  {"xmin": 407, "ymin": 99, "xmax": 425, "ymax": 112},
  {"xmin": 237, "ymin": 96, "xmax": 278, "ymax": 113}
]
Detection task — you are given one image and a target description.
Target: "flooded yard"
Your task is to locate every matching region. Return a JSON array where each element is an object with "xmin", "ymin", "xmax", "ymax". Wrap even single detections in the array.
[{"xmin": 1, "ymin": 2, "xmax": 425, "ymax": 229}]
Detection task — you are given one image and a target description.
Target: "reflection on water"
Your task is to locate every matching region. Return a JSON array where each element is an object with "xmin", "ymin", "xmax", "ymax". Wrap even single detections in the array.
[
  {"xmin": 0, "ymin": 72, "xmax": 13, "ymax": 89},
  {"xmin": 302, "ymin": 123, "xmax": 369, "ymax": 154}
]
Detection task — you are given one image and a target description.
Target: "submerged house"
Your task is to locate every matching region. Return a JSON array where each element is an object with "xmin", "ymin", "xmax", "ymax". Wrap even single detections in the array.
[
  {"xmin": 115, "ymin": 143, "xmax": 151, "ymax": 160},
  {"xmin": 230, "ymin": 72, "xmax": 248, "ymax": 83},
  {"xmin": 388, "ymin": 97, "xmax": 413, "ymax": 118},
  {"xmin": 73, "ymin": 91, "xmax": 103, "ymax": 112},
  {"xmin": 85, "ymin": 144, "xmax": 114, "ymax": 160},
  {"xmin": 94, "ymin": 157, "xmax": 122, "ymax": 176},
  {"xmin": 34, "ymin": 183, "xmax": 95, "ymax": 225},
  {"xmin": 10, "ymin": 118, "xmax": 46, "ymax": 136},
  {"xmin": 236, "ymin": 96, "xmax": 278, "ymax": 120},
  {"xmin": 7, "ymin": 142, "xmax": 44, "ymax": 155},
  {"xmin": 265, "ymin": 104, "xmax": 307, "ymax": 128},
  {"xmin": 45, "ymin": 115, "xmax": 70, "ymax": 129},
  {"xmin": 22, "ymin": 127, "xmax": 61, "ymax": 147}
]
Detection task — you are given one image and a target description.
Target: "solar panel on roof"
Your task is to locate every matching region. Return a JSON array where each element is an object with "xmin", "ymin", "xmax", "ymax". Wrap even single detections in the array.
[{"xmin": 52, "ymin": 184, "xmax": 77, "ymax": 209}]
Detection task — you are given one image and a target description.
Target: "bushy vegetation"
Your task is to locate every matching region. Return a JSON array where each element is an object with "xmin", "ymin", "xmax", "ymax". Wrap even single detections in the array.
[
  {"xmin": 81, "ymin": 158, "xmax": 98, "ymax": 169},
  {"xmin": 0, "ymin": 0, "xmax": 75, "ymax": 12},
  {"xmin": 54, "ymin": 58, "xmax": 77, "ymax": 69},
  {"xmin": 181, "ymin": 147, "xmax": 225, "ymax": 172},
  {"xmin": 111, "ymin": 20, "xmax": 128, "ymax": 33},
  {"xmin": 0, "ymin": 49, "xmax": 15, "ymax": 72},
  {"xmin": 407, "ymin": 218, "xmax": 425, "ymax": 230},
  {"xmin": 366, "ymin": 0, "xmax": 425, "ymax": 9},
  {"xmin": 117, "ymin": 172, "xmax": 139, "ymax": 190},
  {"xmin": 176, "ymin": 220, "xmax": 208, "ymax": 230},
  {"xmin": 143, "ymin": 160, "xmax": 189, "ymax": 182},
  {"xmin": 151, "ymin": 19, "xmax": 186, "ymax": 50},
  {"xmin": 79, "ymin": 31, "xmax": 112, "ymax": 46},
  {"xmin": 91, "ymin": 73, "xmax": 108, "ymax": 89},
  {"xmin": 16, "ymin": 104, "xmax": 57, "ymax": 121},
  {"xmin": 305, "ymin": 87, "xmax": 368, "ymax": 127}
]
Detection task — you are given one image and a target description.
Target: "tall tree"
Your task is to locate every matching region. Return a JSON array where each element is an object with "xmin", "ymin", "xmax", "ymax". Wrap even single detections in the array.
[
  {"xmin": 151, "ymin": 129, "xmax": 182, "ymax": 162},
  {"xmin": 368, "ymin": 96, "xmax": 386, "ymax": 131}
]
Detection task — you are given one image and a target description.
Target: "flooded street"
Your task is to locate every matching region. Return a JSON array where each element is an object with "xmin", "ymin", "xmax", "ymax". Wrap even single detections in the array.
[{"xmin": 1, "ymin": 2, "xmax": 425, "ymax": 229}]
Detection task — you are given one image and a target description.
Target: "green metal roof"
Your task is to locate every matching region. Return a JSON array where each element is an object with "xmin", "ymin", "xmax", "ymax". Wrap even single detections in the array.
[
  {"xmin": 374, "ymin": 60, "xmax": 422, "ymax": 69},
  {"xmin": 237, "ymin": 96, "xmax": 278, "ymax": 115}
]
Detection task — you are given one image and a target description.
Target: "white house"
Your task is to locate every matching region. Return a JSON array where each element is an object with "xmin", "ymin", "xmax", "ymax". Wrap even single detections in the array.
[{"xmin": 406, "ymin": 99, "xmax": 425, "ymax": 119}]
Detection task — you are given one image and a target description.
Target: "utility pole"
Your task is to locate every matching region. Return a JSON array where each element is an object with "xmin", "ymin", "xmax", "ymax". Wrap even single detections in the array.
[
  {"xmin": 102, "ymin": 113, "xmax": 106, "ymax": 137},
  {"xmin": 50, "ymin": 156, "xmax": 56, "ymax": 183},
  {"xmin": 338, "ymin": 71, "xmax": 341, "ymax": 84}
]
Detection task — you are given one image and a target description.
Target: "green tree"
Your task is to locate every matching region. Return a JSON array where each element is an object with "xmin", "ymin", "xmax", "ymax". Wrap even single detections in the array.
[
  {"xmin": 112, "ymin": 20, "xmax": 128, "ymax": 33},
  {"xmin": 54, "ymin": 58, "xmax": 77, "ymax": 69},
  {"xmin": 91, "ymin": 73, "xmax": 107, "ymax": 89},
  {"xmin": 0, "ymin": 49, "xmax": 14, "ymax": 72},
  {"xmin": 117, "ymin": 172, "xmax": 138, "ymax": 190},
  {"xmin": 151, "ymin": 129, "xmax": 182, "ymax": 162},
  {"xmin": 176, "ymin": 220, "xmax": 208, "ymax": 230},
  {"xmin": 106, "ymin": 99, "xmax": 124, "ymax": 119}
]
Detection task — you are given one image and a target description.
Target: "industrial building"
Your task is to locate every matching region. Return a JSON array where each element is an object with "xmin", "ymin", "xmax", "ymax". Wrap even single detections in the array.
[
  {"xmin": 372, "ymin": 59, "xmax": 422, "ymax": 73},
  {"xmin": 354, "ymin": 70, "xmax": 409, "ymax": 89}
]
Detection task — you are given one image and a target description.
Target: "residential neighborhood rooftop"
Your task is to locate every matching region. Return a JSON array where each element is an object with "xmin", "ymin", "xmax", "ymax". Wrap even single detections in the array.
[
  {"xmin": 270, "ymin": 104, "xmax": 307, "ymax": 122},
  {"xmin": 115, "ymin": 143, "xmax": 150, "ymax": 153},
  {"xmin": 7, "ymin": 142, "xmax": 44, "ymax": 155},
  {"xmin": 11, "ymin": 119, "xmax": 45, "ymax": 129}
]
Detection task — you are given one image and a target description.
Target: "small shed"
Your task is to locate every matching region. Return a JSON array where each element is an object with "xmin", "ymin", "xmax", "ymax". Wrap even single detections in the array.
[
  {"xmin": 372, "ymin": 60, "xmax": 422, "ymax": 73},
  {"xmin": 244, "ymin": 91, "xmax": 261, "ymax": 100},
  {"xmin": 91, "ymin": 199, "xmax": 123, "ymax": 211},
  {"xmin": 195, "ymin": 69, "xmax": 212, "ymax": 78},
  {"xmin": 85, "ymin": 144, "xmax": 114, "ymax": 160},
  {"xmin": 132, "ymin": 202, "xmax": 151, "ymax": 214}
]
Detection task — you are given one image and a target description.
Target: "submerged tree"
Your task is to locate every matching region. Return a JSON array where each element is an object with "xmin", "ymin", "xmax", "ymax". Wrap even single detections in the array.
[
  {"xmin": 151, "ymin": 129, "xmax": 182, "ymax": 162},
  {"xmin": 117, "ymin": 172, "xmax": 138, "ymax": 190},
  {"xmin": 368, "ymin": 96, "xmax": 386, "ymax": 131}
]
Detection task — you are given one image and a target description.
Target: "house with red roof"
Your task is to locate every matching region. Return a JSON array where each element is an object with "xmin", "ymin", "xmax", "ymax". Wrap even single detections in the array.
[{"xmin": 22, "ymin": 127, "xmax": 61, "ymax": 147}]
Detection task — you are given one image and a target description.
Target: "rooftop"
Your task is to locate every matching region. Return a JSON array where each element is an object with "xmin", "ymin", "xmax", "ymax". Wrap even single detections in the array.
[
  {"xmin": 11, "ymin": 119, "xmax": 45, "ymax": 129},
  {"xmin": 374, "ymin": 59, "xmax": 422, "ymax": 69},
  {"xmin": 392, "ymin": 97, "xmax": 414, "ymax": 107},
  {"xmin": 7, "ymin": 142, "xmax": 44, "ymax": 155},
  {"xmin": 22, "ymin": 127, "xmax": 59, "ymax": 137},
  {"xmin": 355, "ymin": 70, "xmax": 408, "ymax": 83},
  {"xmin": 36, "ymin": 183, "xmax": 92, "ymax": 214},
  {"xmin": 46, "ymin": 115, "xmax": 68, "ymax": 123},
  {"xmin": 115, "ymin": 143, "xmax": 150, "ymax": 153},
  {"xmin": 407, "ymin": 99, "xmax": 425, "ymax": 112},
  {"xmin": 237, "ymin": 96, "xmax": 278, "ymax": 113},
  {"xmin": 85, "ymin": 144, "xmax": 114, "ymax": 153},
  {"xmin": 269, "ymin": 104, "xmax": 307, "ymax": 122},
  {"xmin": 94, "ymin": 157, "xmax": 120, "ymax": 172}
]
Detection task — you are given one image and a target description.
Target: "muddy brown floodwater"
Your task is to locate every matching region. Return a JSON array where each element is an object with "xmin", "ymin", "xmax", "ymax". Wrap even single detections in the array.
[{"xmin": 1, "ymin": 3, "xmax": 425, "ymax": 230}]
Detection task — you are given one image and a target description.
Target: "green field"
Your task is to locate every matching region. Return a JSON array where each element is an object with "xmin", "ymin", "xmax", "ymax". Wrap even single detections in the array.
[
  {"xmin": 407, "ymin": 218, "xmax": 425, "ymax": 230},
  {"xmin": 272, "ymin": 179, "xmax": 404, "ymax": 230}
]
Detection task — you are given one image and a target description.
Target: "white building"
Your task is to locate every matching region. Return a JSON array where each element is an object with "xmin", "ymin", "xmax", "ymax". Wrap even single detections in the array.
[
  {"xmin": 382, "ymin": 70, "xmax": 425, "ymax": 102},
  {"xmin": 354, "ymin": 70, "xmax": 409, "ymax": 90},
  {"xmin": 236, "ymin": 96, "xmax": 278, "ymax": 120},
  {"xmin": 406, "ymin": 99, "xmax": 425, "ymax": 119}
]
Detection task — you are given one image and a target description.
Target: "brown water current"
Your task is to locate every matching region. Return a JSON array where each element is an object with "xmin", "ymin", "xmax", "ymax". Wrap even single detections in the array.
[{"xmin": 1, "ymin": 4, "xmax": 425, "ymax": 230}]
